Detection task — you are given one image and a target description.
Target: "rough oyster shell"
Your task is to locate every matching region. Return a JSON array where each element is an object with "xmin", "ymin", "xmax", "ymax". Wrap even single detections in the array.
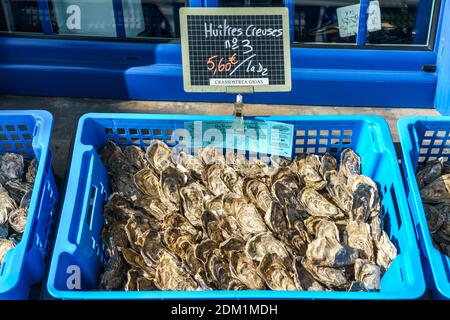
[
  {"xmin": 180, "ymin": 182, "xmax": 208, "ymax": 227},
  {"xmin": 155, "ymin": 253, "xmax": 199, "ymax": 291},
  {"xmin": 199, "ymin": 147, "xmax": 225, "ymax": 166},
  {"xmin": 99, "ymin": 250, "xmax": 126, "ymax": 290},
  {"xmin": 258, "ymin": 253, "xmax": 297, "ymax": 290},
  {"xmin": 145, "ymin": 140, "xmax": 173, "ymax": 173},
  {"xmin": 0, "ymin": 188, "xmax": 17, "ymax": 225},
  {"xmin": 124, "ymin": 145, "xmax": 147, "ymax": 172},
  {"xmin": 300, "ymin": 187, "xmax": 344, "ymax": 219},
  {"xmin": 229, "ymin": 251, "xmax": 265, "ymax": 290},
  {"xmin": 321, "ymin": 153, "xmax": 337, "ymax": 176},
  {"xmin": 375, "ymin": 231, "xmax": 397, "ymax": 271},
  {"xmin": 424, "ymin": 203, "xmax": 445, "ymax": 233},
  {"xmin": 340, "ymin": 148, "xmax": 361, "ymax": 178},
  {"xmin": 236, "ymin": 204, "xmax": 268, "ymax": 238},
  {"xmin": 306, "ymin": 236, "xmax": 358, "ymax": 268},
  {"xmin": 160, "ymin": 166, "xmax": 187, "ymax": 206},
  {"xmin": 324, "ymin": 170, "xmax": 353, "ymax": 213},
  {"xmin": 293, "ymin": 257, "xmax": 325, "ymax": 291},
  {"xmin": 0, "ymin": 153, "xmax": 24, "ymax": 181},
  {"xmin": 205, "ymin": 163, "xmax": 230, "ymax": 196},
  {"xmin": 264, "ymin": 201, "xmax": 288, "ymax": 235},
  {"xmin": 25, "ymin": 158, "xmax": 38, "ymax": 184},
  {"xmin": 221, "ymin": 166, "xmax": 244, "ymax": 195},
  {"xmin": 345, "ymin": 220, "xmax": 375, "ymax": 262},
  {"xmin": 350, "ymin": 175, "xmax": 380, "ymax": 222},
  {"xmin": 416, "ymin": 157, "xmax": 444, "ymax": 189},
  {"xmin": 420, "ymin": 174, "xmax": 450, "ymax": 204},
  {"xmin": 354, "ymin": 258, "xmax": 381, "ymax": 291},
  {"xmin": 296, "ymin": 154, "xmax": 326, "ymax": 190},
  {"xmin": 174, "ymin": 151, "xmax": 204, "ymax": 180},
  {"xmin": 8, "ymin": 208, "xmax": 27, "ymax": 233},
  {"xmin": 245, "ymin": 232, "xmax": 291, "ymax": 263},
  {"xmin": 303, "ymin": 258, "xmax": 349, "ymax": 289},
  {"xmin": 244, "ymin": 178, "xmax": 274, "ymax": 212}
]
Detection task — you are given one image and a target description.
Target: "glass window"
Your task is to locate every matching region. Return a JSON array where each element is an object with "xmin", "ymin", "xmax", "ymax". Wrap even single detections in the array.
[
  {"xmin": 219, "ymin": 0, "xmax": 284, "ymax": 7},
  {"xmin": 0, "ymin": 0, "xmax": 187, "ymax": 38},
  {"xmin": 48, "ymin": 0, "xmax": 185, "ymax": 38},
  {"xmin": 293, "ymin": 0, "xmax": 359, "ymax": 44},
  {"xmin": 366, "ymin": 0, "xmax": 435, "ymax": 45},
  {"xmin": 293, "ymin": 0, "xmax": 436, "ymax": 46},
  {"xmin": 0, "ymin": 0, "xmax": 44, "ymax": 33}
]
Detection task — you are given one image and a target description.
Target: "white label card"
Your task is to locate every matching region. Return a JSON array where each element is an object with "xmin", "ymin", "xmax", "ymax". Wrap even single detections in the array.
[{"xmin": 336, "ymin": 1, "xmax": 382, "ymax": 38}]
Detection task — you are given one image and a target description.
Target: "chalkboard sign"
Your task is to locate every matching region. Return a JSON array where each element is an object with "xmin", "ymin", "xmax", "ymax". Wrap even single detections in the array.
[{"xmin": 180, "ymin": 8, "xmax": 291, "ymax": 93}]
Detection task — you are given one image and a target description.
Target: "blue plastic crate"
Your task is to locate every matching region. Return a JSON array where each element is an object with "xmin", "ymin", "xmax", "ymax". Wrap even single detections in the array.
[
  {"xmin": 398, "ymin": 116, "xmax": 450, "ymax": 299},
  {"xmin": 0, "ymin": 110, "xmax": 58, "ymax": 299},
  {"xmin": 47, "ymin": 113, "xmax": 424, "ymax": 299}
]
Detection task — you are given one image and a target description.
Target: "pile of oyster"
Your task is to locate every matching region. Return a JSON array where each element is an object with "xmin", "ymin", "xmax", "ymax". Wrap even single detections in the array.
[
  {"xmin": 99, "ymin": 140, "xmax": 397, "ymax": 292},
  {"xmin": 417, "ymin": 157, "xmax": 450, "ymax": 257},
  {"xmin": 0, "ymin": 153, "xmax": 37, "ymax": 264}
]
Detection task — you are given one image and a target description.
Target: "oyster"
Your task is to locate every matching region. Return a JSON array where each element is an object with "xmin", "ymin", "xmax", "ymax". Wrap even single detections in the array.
[
  {"xmin": 25, "ymin": 159, "xmax": 38, "ymax": 184},
  {"xmin": 133, "ymin": 169, "xmax": 161, "ymax": 199},
  {"xmin": 245, "ymin": 232, "xmax": 291, "ymax": 263},
  {"xmin": 258, "ymin": 253, "xmax": 297, "ymax": 290},
  {"xmin": 300, "ymin": 187, "xmax": 344, "ymax": 219},
  {"xmin": 124, "ymin": 146, "xmax": 147, "ymax": 172},
  {"xmin": 350, "ymin": 176, "xmax": 380, "ymax": 222},
  {"xmin": 324, "ymin": 170, "xmax": 353, "ymax": 213},
  {"xmin": 205, "ymin": 250, "xmax": 236, "ymax": 290},
  {"xmin": 236, "ymin": 204, "xmax": 268, "ymax": 238},
  {"xmin": 354, "ymin": 259, "xmax": 381, "ymax": 291},
  {"xmin": 293, "ymin": 257, "xmax": 325, "ymax": 291},
  {"xmin": 306, "ymin": 236, "xmax": 358, "ymax": 268},
  {"xmin": 163, "ymin": 212, "xmax": 199, "ymax": 239},
  {"xmin": 375, "ymin": 231, "xmax": 397, "ymax": 271},
  {"xmin": 145, "ymin": 140, "xmax": 173, "ymax": 173},
  {"xmin": 340, "ymin": 149, "xmax": 361, "ymax": 181},
  {"xmin": 423, "ymin": 204, "xmax": 445, "ymax": 233},
  {"xmin": 20, "ymin": 190, "xmax": 32, "ymax": 209},
  {"xmin": 4, "ymin": 180, "xmax": 32, "ymax": 204},
  {"xmin": 244, "ymin": 178, "xmax": 274, "ymax": 212},
  {"xmin": 180, "ymin": 182, "xmax": 208, "ymax": 227},
  {"xmin": 142, "ymin": 230, "xmax": 170, "ymax": 264},
  {"xmin": 264, "ymin": 201, "xmax": 288, "ymax": 235},
  {"xmin": 230, "ymin": 254, "xmax": 264, "ymax": 288},
  {"xmin": 199, "ymin": 147, "xmax": 225, "ymax": 166},
  {"xmin": 8, "ymin": 208, "xmax": 27, "ymax": 233},
  {"xmin": 195, "ymin": 240, "xmax": 219, "ymax": 263},
  {"xmin": 155, "ymin": 254, "xmax": 199, "ymax": 291},
  {"xmin": 416, "ymin": 157, "xmax": 444, "ymax": 189},
  {"xmin": 0, "ymin": 153, "xmax": 24, "ymax": 181},
  {"xmin": 321, "ymin": 153, "xmax": 337, "ymax": 176},
  {"xmin": 219, "ymin": 237, "xmax": 246, "ymax": 255},
  {"xmin": 221, "ymin": 166, "xmax": 244, "ymax": 195},
  {"xmin": 346, "ymin": 220, "xmax": 375, "ymax": 262},
  {"xmin": 305, "ymin": 216, "xmax": 340, "ymax": 240},
  {"xmin": 102, "ymin": 222, "xmax": 129, "ymax": 253},
  {"xmin": 205, "ymin": 163, "xmax": 230, "ymax": 196},
  {"xmin": 296, "ymin": 154, "xmax": 326, "ymax": 190},
  {"xmin": 99, "ymin": 251, "xmax": 126, "ymax": 290},
  {"xmin": 0, "ymin": 187, "xmax": 16, "ymax": 225},
  {"xmin": 160, "ymin": 166, "xmax": 187, "ymax": 206},
  {"xmin": 174, "ymin": 151, "xmax": 204, "ymax": 180},
  {"xmin": 0, "ymin": 239, "xmax": 15, "ymax": 264},
  {"xmin": 420, "ymin": 174, "xmax": 450, "ymax": 204},
  {"xmin": 303, "ymin": 258, "xmax": 349, "ymax": 289}
]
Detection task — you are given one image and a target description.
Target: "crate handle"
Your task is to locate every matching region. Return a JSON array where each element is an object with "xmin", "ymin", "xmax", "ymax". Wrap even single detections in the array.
[{"xmin": 24, "ymin": 151, "xmax": 53, "ymax": 254}]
